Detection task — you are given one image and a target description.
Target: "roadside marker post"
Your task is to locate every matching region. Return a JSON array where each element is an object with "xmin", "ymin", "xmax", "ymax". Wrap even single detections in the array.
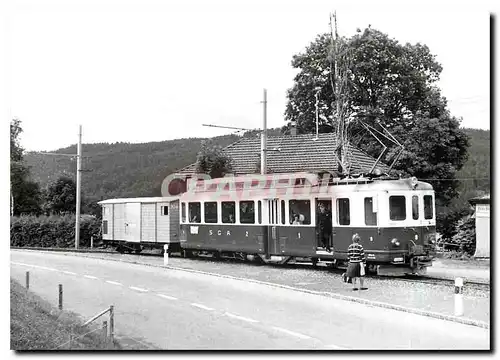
[
  {"xmin": 454, "ymin": 277, "xmax": 464, "ymax": 316},
  {"xmin": 164, "ymin": 244, "xmax": 169, "ymax": 266},
  {"xmin": 109, "ymin": 305, "xmax": 115, "ymax": 343},
  {"xmin": 91, "ymin": 236, "xmax": 94, "ymax": 249},
  {"xmin": 26, "ymin": 271, "xmax": 29, "ymax": 289},
  {"xmin": 102, "ymin": 321, "xmax": 108, "ymax": 342},
  {"xmin": 59, "ymin": 284, "xmax": 63, "ymax": 310}
]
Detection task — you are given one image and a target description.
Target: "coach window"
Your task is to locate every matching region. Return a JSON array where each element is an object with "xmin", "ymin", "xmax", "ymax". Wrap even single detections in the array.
[
  {"xmin": 424, "ymin": 195, "xmax": 434, "ymax": 219},
  {"xmin": 102, "ymin": 220, "xmax": 108, "ymax": 235},
  {"xmin": 222, "ymin": 201, "xmax": 236, "ymax": 223},
  {"xmin": 161, "ymin": 206, "xmax": 169, "ymax": 216},
  {"xmin": 204, "ymin": 202, "xmax": 218, "ymax": 223},
  {"xmin": 258, "ymin": 200, "xmax": 262, "ymax": 224},
  {"xmin": 337, "ymin": 198, "xmax": 350, "ymax": 225},
  {"xmin": 181, "ymin": 203, "xmax": 186, "ymax": 223},
  {"xmin": 280, "ymin": 200, "xmax": 286, "ymax": 225},
  {"xmin": 188, "ymin": 202, "xmax": 201, "ymax": 223},
  {"xmin": 364, "ymin": 197, "xmax": 377, "ymax": 226},
  {"xmin": 389, "ymin": 196, "xmax": 406, "ymax": 221},
  {"xmin": 412, "ymin": 196, "xmax": 419, "ymax": 220},
  {"xmin": 289, "ymin": 200, "xmax": 311, "ymax": 225},
  {"xmin": 240, "ymin": 201, "xmax": 255, "ymax": 224}
]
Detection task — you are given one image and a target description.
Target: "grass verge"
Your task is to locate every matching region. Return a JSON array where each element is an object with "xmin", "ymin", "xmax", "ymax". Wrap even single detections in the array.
[{"xmin": 10, "ymin": 278, "xmax": 120, "ymax": 350}]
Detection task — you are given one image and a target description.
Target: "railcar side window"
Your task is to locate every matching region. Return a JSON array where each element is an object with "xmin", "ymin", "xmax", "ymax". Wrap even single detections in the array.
[
  {"xmin": 102, "ymin": 220, "xmax": 108, "ymax": 235},
  {"xmin": 389, "ymin": 196, "xmax": 406, "ymax": 221},
  {"xmin": 188, "ymin": 202, "xmax": 201, "ymax": 223},
  {"xmin": 364, "ymin": 197, "xmax": 377, "ymax": 226},
  {"xmin": 239, "ymin": 201, "xmax": 255, "ymax": 224},
  {"xmin": 289, "ymin": 200, "xmax": 311, "ymax": 225},
  {"xmin": 222, "ymin": 201, "xmax": 236, "ymax": 223},
  {"xmin": 412, "ymin": 196, "xmax": 419, "ymax": 220},
  {"xmin": 281, "ymin": 200, "xmax": 286, "ymax": 225},
  {"xmin": 337, "ymin": 198, "xmax": 350, "ymax": 225},
  {"xmin": 181, "ymin": 202, "xmax": 186, "ymax": 223},
  {"xmin": 424, "ymin": 195, "xmax": 433, "ymax": 219},
  {"xmin": 162, "ymin": 206, "xmax": 169, "ymax": 216},
  {"xmin": 204, "ymin": 202, "xmax": 218, "ymax": 223},
  {"xmin": 258, "ymin": 201, "xmax": 262, "ymax": 224}
]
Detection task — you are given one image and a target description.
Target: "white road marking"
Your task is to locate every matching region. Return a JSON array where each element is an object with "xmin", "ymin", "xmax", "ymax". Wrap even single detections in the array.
[
  {"xmin": 62, "ymin": 271, "xmax": 77, "ymax": 275},
  {"xmin": 325, "ymin": 344, "xmax": 347, "ymax": 350},
  {"xmin": 272, "ymin": 326, "xmax": 312, "ymax": 340},
  {"xmin": 105, "ymin": 280, "xmax": 123, "ymax": 286},
  {"xmin": 191, "ymin": 303, "xmax": 214, "ymax": 311},
  {"xmin": 224, "ymin": 312, "xmax": 259, "ymax": 323},
  {"xmin": 129, "ymin": 286, "xmax": 149, "ymax": 292},
  {"xmin": 84, "ymin": 275, "xmax": 98, "ymax": 280},
  {"xmin": 157, "ymin": 294, "xmax": 178, "ymax": 301},
  {"xmin": 11, "ymin": 262, "xmax": 57, "ymax": 272}
]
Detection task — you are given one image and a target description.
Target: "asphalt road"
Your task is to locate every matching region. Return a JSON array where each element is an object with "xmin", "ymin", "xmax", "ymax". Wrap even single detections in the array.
[{"xmin": 10, "ymin": 250, "xmax": 490, "ymax": 350}]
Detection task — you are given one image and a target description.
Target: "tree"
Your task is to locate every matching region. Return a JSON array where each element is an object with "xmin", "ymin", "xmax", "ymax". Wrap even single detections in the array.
[
  {"xmin": 195, "ymin": 141, "xmax": 233, "ymax": 178},
  {"xmin": 284, "ymin": 27, "xmax": 469, "ymax": 207},
  {"xmin": 10, "ymin": 118, "xmax": 42, "ymax": 216},
  {"xmin": 44, "ymin": 176, "xmax": 77, "ymax": 215}
]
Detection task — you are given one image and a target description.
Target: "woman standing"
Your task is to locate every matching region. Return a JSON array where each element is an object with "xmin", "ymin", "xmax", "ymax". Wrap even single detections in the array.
[{"xmin": 346, "ymin": 233, "xmax": 367, "ymax": 291}]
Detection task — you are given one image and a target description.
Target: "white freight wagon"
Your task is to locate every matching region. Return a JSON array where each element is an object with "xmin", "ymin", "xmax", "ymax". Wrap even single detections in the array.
[{"xmin": 98, "ymin": 197, "xmax": 181, "ymax": 253}]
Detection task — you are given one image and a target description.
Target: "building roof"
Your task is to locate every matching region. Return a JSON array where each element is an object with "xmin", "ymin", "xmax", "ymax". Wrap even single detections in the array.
[
  {"xmin": 176, "ymin": 132, "xmax": 390, "ymax": 176},
  {"xmin": 469, "ymin": 194, "xmax": 490, "ymax": 205}
]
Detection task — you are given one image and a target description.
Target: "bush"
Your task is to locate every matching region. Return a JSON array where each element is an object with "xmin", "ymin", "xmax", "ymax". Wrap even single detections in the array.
[
  {"xmin": 450, "ymin": 216, "xmax": 476, "ymax": 256},
  {"xmin": 10, "ymin": 215, "xmax": 101, "ymax": 248}
]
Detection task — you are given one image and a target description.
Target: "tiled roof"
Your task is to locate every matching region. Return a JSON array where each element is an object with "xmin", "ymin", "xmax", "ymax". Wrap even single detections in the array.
[
  {"xmin": 469, "ymin": 194, "xmax": 490, "ymax": 205},
  {"xmin": 176, "ymin": 132, "xmax": 389, "ymax": 176}
]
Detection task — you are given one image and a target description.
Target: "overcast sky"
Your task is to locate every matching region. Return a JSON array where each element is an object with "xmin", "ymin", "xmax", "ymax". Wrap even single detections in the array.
[{"xmin": 5, "ymin": 0, "xmax": 493, "ymax": 151}]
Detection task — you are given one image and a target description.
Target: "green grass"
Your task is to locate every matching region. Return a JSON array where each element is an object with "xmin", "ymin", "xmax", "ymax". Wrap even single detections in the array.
[{"xmin": 10, "ymin": 278, "xmax": 120, "ymax": 350}]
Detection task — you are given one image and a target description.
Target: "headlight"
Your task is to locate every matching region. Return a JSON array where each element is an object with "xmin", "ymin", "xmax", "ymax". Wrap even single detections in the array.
[{"xmin": 391, "ymin": 238, "xmax": 400, "ymax": 247}]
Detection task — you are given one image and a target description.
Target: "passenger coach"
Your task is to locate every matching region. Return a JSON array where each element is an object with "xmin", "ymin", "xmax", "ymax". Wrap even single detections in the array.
[{"xmin": 179, "ymin": 173, "xmax": 436, "ymax": 275}]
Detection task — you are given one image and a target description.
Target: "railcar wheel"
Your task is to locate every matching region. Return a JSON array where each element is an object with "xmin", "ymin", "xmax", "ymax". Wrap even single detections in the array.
[
  {"xmin": 367, "ymin": 264, "xmax": 377, "ymax": 274},
  {"xmin": 312, "ymin": 258, "xmax": 318, "ymax": 267}
]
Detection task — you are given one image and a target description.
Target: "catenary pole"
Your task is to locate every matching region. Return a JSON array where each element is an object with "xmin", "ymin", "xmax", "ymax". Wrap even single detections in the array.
[{"xmin": 75, "ymin": 125, "xmax": 82, "ymax": 249}]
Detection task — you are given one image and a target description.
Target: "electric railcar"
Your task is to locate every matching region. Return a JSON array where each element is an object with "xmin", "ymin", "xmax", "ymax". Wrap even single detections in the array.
[{"xmin": 179, "ymin": 172, "xmax": 437, "ymax": 275}]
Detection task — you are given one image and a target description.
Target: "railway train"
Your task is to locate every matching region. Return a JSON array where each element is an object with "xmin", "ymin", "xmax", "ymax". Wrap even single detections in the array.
[{"xmin": 98, "ymin": 172, "xmax": 437, "ymax": 276}]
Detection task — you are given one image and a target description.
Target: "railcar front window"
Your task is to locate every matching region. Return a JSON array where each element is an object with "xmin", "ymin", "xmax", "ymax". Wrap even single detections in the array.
[
  {"xmin": 364, "ymin": 197, "xmax": 377, "ymax": 226},
  {"xmin": 412, "ymin": 196, "xmax": 419, "ymax": 220},
  {"xmin": 289, "ymin": 200, "xmax": 311, "ymax": 225},
  {"xmin": 424, "ymin": 195, "xmax": 433, "ymax": 219},
  {"xmin": 188, "ymin": 202, "xmax": 201, "ymax": 223},
  {"xmin": 204, "ymin": 202, "xmax": 218, "ymax": 223},
  {"xmin": 389, "ymin": 196, "xmax": 406, "ymax": 221},
  {"xmin": 239, "ymin": 201, "xmax": 255, "ymax": 224},
  {"xmin": 222, "ymin": 201, "xmax": 236, "ymax": 223},
  {"xmin": 181, "ymin": 203, "xmax": 186, "ymax": 223},
  {"xmin": 337, "ymin": 198, "xmax": 350, "ymax": 225}
]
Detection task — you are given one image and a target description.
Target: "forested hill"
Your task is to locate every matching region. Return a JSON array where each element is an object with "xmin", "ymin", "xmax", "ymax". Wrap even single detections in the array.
[
  {"xmin": 24, "ymin": 128, "xmax": 489, "ymax": 205},
  {"xmin": 24, "ymin": 129, "xmax": 282, "ymax": 203}
]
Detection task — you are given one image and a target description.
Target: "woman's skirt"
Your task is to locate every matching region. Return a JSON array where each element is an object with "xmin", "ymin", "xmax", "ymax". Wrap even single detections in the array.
[{"xmin": 346, "ymin": 262, "xmax": 364, "ymax": 278}]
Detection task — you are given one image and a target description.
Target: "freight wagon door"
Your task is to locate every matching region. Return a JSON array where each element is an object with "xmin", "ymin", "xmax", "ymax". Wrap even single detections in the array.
[{"xmin": 124, "ymin": 203, "xmax": 141, "ymax": 242}]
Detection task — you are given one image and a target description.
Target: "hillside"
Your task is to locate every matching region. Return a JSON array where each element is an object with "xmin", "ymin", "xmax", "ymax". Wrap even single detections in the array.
[
  {"xmin": 24, "ymin": 128, "xmax": 489, "ymax": 206},
  {"xmin": 24, "ymin": 129, "xmax": 283, "ymax": 203}
]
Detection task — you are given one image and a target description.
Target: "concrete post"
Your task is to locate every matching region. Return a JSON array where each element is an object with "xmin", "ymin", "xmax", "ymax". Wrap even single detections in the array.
[
  {"xmin": 109, "ymin": 305, "xmax": 114, "ymax": 343},
  {"xmin": 26, "ymin": 271, "xmax": 29, "ymax": 289},
  {"xmin": 102, "ymin": 320, "xmax": 108, "ymax": 342},
  {"xmin": 454, "ymin": 277, "xmax": 464, "ymax": 316},
  {"xmin": 91, "ymin": 236, "xmax": 94, "ymax": 249},
  {"xmin": 164, "ymin": 244, "xmax": 169, "ymax": 266}
]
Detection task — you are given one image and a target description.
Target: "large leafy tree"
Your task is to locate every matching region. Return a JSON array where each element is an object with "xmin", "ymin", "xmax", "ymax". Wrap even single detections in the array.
[
  {"xmin": 10, "ymin": 119, "xmax": 42, "ymax": 216},
  {"xmin": 195, "ymin": 141, "xmax": 233, "ymax": 179},
  {"xmin": 43, "ymin": 176, "xmax": 77, "ymax": 215},
  {"xmin": 285, "ymin": 27, "xmax": 469, "ymax": 206}
]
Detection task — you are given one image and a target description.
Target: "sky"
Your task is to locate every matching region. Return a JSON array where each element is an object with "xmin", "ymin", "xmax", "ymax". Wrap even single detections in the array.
[{"xmin": 4, "ymin": 0, "xmax": 494, "ymax": 151}]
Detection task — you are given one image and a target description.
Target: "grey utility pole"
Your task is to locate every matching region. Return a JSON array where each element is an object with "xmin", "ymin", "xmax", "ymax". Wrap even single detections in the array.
[
  {"xmin": 75, "ymin": 125, "xmax": 82, "ymax": 249},
  {"xmin": 261, "ymin": 88, "xmax": 267, "ymax": 175}
]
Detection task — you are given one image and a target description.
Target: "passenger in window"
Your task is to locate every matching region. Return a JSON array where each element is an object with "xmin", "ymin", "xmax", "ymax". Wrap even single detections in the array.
[
  {"xmin": 292, "ymin": 214, "xmax": 300, "ymax": 225},
  {"xmin": 346, "ymin": 233, "xmax": 367, "ymax": 291},
  {"xmin": 229, "ymin": 214, "xmax": 235, "ymax": 223},
  {"xmin": 317, "ymin": 203, "xmax": 332, "ymax": 251}
]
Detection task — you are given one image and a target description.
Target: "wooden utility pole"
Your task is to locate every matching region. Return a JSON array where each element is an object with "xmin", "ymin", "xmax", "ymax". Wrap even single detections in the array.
[
  {"xmin": 75, "ymin": 125, "xmax": 82, "ymax": 249},
  {"xmin": 261, "ymin": 89, "xmax": 267, "ymax": 175}
]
